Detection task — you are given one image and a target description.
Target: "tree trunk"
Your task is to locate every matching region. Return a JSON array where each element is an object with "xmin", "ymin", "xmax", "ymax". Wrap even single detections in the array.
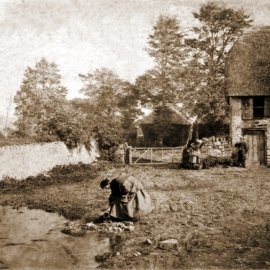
[{"xmin": 192, "ymin": 120, "xmax": 199, "ymax": 141}]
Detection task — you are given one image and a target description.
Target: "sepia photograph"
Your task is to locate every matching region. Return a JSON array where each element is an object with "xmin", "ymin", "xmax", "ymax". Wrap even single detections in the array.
[{"xmin": 0, "ymin": 0, "xmax": 270, "ymax": 269}]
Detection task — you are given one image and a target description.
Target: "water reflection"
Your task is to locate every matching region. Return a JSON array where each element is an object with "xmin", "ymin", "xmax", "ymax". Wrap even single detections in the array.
[{"xmin": 0, "ymin": 206, "xmax": 110, "ymax": 269}]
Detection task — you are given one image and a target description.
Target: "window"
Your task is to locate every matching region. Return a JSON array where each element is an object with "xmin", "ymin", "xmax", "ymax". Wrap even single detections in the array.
[
  {"xmin": 253, "ymin": 97, "xmax": 265, "ymax": 118},
  {"xmin": 241, "ymin": 96, "xmax": 270, "ymax": 119}
]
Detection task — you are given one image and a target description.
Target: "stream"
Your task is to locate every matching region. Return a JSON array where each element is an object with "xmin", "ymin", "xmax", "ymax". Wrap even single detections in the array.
[{"xmin": 0, "ymin": 206, "xmax": 110, "ymax": 269}]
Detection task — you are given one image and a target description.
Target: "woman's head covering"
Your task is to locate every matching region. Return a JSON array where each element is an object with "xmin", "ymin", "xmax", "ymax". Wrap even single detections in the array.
[{"xmin": 100, "ymin": 178, "xmax": 110, "ymax": 189}]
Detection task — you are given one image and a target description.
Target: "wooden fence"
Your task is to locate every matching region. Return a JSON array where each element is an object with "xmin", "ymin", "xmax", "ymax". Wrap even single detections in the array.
[{"xmin": 128, "ymin": 147, "xmax": 184, "ymax": 165}]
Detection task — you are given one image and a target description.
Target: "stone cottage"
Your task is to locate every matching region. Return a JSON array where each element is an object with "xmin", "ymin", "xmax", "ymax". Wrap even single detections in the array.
[{"xmin": 226, "ymin": 27, "xmax": 270, "ymax": 166}]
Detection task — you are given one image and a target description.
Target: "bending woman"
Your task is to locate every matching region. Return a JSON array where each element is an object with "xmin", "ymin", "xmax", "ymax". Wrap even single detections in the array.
[{"xmin": 100, "ymin": 175, "xmax": 153, "ymax": 221}]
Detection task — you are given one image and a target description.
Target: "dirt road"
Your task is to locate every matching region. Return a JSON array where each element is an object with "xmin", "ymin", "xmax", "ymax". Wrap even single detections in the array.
[{"xmin": 0, "ymin": 163, "xmax": 270, "ymax": 269}]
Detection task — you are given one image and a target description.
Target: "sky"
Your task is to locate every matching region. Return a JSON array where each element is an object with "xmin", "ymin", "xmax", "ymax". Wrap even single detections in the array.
[{"xmin": 0, "ymin": 0, "xmax": 270, "ymax": 128}]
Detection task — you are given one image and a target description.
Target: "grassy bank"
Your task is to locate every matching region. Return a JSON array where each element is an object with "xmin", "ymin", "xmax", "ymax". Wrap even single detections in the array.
[{"xmin": 0, "ymin": 161, "xmax": 115, "ymax": 219}]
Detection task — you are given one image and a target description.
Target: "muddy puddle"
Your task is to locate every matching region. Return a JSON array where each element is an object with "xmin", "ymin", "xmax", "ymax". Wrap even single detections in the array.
[{"xmin": 0, "ymin": 206, "xmax": 110, "ymax": 269}]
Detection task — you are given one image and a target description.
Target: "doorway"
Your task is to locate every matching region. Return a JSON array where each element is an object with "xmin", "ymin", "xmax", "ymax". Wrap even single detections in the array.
[{"xmin": 243, "ymin": 129, "xmax": 266, "ymax": 166}]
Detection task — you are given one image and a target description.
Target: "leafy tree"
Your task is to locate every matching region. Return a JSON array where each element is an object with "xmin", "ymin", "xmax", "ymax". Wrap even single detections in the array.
[
  {"xmin": 136, "ymin": 69, "xmax": 163, "ymax": 106},
  {"xmin": 71, "ymin": 98, "xmax": 124, "ymax": 149},
  {"xmin": 184, "ymin": 2, "xmax": 252, "ymax": 123},
  {"xmin": 14, "ymin": 58, "xmax": 92, "ymax": 150},
  {"xmin": 141, "ymin": 15, "xmax": 187, "ymax": 106},
  {"xmin": 151, "ymin": 104, "xmax": 175, "ymax": 146},
  {"xmin": 79, "ymin": 68, "xmax": 130, "ymax": 118},
  {"xmin": 79, "ymin": 68, "xmax": 140, "ymax": 157},
  {"xmin": 117, "ymin": 84, "xmax": 143, "ymax": 143},
  {"xmin": 148, "ymin": 15, "xmax": 186, "ymax": 71},
  {"xmin": 79, "ymin": 67, "xmax": 139, "ymax": 125},
  {"xmin": 135, "ymin": 15, "xmax": 188, "ymax": 147},
  {"xmin": 14, "ymin": 58, "xmax": 67, "ymax": 136},
  {"xmin": 42, "ymin": 103, "xmax": 92, "ymax": 150}
]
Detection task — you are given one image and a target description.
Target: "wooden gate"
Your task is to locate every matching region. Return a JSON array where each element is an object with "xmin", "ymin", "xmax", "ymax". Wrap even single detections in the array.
[
  {"xmin": 243, "ymin": 129, "xmax": 266, "ymax": 166},
  {"xmin": 129, "ymin": 147, "xmax": 183, "ymax": 165}
]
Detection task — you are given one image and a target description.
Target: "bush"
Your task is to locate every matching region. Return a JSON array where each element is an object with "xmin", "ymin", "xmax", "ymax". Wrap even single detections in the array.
[
  {"xmin": 202, "ymin": 156, "xmax": 234, "ymax": 168},
  {"xmin": 94, "ymin": 121, "xmax": 125, "ymax": 162}
]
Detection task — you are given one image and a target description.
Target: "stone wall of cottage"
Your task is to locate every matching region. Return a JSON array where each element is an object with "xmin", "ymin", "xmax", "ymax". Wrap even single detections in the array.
[
  {"xmin": 230, "ymin": 97, "xmax": 270, "ymax": 166},
  {"xmin": 0, "ymin": 141, "xmax": 99, "ymax": 181},
  {"xmin": 230, "ymin": 98, "xmax": 243, "ymax": 145},
  {"xmin": 266, "ymin": 122, "xmax": 270, "ymax": 165}
]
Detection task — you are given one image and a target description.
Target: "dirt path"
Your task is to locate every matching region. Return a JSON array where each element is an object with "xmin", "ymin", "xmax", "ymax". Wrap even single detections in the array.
[{"xmin": 0, "ymin": 163, "xmax": 270, "ymax": 269}]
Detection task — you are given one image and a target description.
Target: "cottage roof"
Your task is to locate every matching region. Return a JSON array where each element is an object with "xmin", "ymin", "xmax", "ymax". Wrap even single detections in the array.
[
  {"xmin": 226, "ymin": 27, "xmax": 270, "ymax": 97},
  {"xmin": 138, "ymin": 104, "xmax": 193, "ymax": 126}
]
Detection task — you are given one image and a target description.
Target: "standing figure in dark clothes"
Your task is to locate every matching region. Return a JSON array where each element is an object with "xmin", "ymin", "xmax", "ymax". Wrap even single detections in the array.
[{"xmin": 235, "ymin": 136, "xmax": 248, "ymax": 168}]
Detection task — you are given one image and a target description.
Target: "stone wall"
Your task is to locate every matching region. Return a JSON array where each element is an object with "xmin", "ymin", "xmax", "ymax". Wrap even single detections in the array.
[
  {"xmin": 200, "ymin": 136, "xmax": 232, "ymax": 158},
  {"xmin": 230, "ymin": 97, "xmax": 243, "ymax": 145},
  {"xmin": 0, "ymin": 141, "xmax": 99, "ymax": 180}
]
